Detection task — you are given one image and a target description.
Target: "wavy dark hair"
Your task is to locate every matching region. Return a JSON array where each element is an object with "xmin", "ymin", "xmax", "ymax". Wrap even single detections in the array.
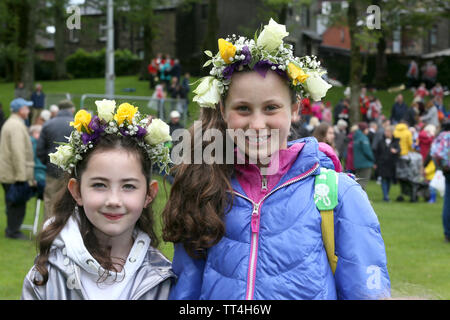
[
  {"xmin": 162, "ymin": 70, "xmax": 298, "ymax": 258},
  {"xmin": 33, "ymin": 134, "xmax": 159, "ymax": 286}
]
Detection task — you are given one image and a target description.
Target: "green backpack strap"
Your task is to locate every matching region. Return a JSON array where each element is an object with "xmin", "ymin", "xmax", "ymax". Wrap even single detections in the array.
[{"xmin": 314, "ymin": 168, "xmax": 339, "ymax": 274}]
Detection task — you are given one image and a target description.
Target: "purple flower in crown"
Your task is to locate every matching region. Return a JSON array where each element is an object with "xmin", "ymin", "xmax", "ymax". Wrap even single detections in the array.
[
  {"xmin": 223, "ymin": 46, "xmax": 252, "ymax": 80},
  {"xmin": 81, "ymin": 115, "xmax": 105, "ymax": 145},
  {"xmin": 135, "ymin": 125, "xmax": 147, "ymax": 139},
  {"xmin": 253, "ymin": 60, "xmax": 289, "ymax": 80}
]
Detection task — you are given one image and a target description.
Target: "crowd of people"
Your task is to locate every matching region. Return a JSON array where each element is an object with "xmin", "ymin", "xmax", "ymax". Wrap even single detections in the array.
[
  {"xmin": 148, "ymin": 53, "xmax": 191, "ymax": 118},
  {"xmin": 289, "ymin": 82, "xmax": 449, "ymax": 211}
]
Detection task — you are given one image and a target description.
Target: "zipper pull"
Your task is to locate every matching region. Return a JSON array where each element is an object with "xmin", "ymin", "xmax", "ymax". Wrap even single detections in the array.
[
  {"xmin": 261, "ymin": 176, "xmax": 268, "ymax": 192},
  {"xmin": 251, "ymin": 203, "xmax": 260, "ymax": 233}
]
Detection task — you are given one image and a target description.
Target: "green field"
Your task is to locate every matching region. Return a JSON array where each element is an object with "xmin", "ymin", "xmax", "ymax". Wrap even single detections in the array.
[
  {"xmin": 0, "ymin": 178, "xmax": 449, "ymax": 300},
  {"xmin": 0, "ymin": 76, "xmax": 449, "ymax": 300}
]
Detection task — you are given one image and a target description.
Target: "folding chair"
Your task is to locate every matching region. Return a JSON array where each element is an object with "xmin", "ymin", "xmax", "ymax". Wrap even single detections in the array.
[{"xmin": 21, "ymin": 197, "xmax": 42, "ymax": 236}]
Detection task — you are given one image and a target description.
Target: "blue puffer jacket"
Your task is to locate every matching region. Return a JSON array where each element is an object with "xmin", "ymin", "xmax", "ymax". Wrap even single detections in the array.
[{"xmin": 169, "ymin": 138, "xmax": 390, "ymax": 300}]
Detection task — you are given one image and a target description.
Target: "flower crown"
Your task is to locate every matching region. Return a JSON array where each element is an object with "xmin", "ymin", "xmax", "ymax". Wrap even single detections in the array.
[
  {"xmin": 193, "ymin": 18, "xmax": 332, "ymax": 108},
  {"xmin": 49, "ymin": 99, "xmax": 172, "ymax": 175}
]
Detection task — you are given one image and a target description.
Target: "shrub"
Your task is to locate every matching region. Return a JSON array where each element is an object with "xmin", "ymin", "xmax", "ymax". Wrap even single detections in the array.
[{"xmin": 66, "ymin": 48, "xmax": 140, "ymax": 78}]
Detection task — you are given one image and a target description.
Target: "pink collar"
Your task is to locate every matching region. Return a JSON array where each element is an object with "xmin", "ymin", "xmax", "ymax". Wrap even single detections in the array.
[{"xmin": 234, "ymin": 143, "xmax": 305, "ymax": 203}]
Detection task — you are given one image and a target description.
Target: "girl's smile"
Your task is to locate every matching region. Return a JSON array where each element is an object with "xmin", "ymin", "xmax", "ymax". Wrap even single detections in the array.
[
  {"xmin": 68, "ymin": 148, "xmax": 157, "ymax": 246},
  {"xmin": 221, "ymin": 70, "xmax": 299, "ymax": 164}
]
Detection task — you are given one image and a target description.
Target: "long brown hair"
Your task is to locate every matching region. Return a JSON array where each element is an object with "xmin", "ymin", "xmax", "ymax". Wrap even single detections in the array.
[
  {"xmin": 33, "ymin": 134, "xmax": 159, "ymax": 286},
  {"xmin": 162, "ymin": 70, "xmax": 299, "ymax": 259},
  {"xmin": 162, "ymin": 107, "xmax": 234, "ymax": 258}
]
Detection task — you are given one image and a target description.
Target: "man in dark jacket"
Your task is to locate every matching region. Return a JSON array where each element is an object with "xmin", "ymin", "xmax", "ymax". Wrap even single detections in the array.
[
  {"xmin": 353, "ymin": 122, "xmax": 375, "ymax": 190},
  {"xmin": 374, "ymin": 125, "xmax": 400, "ymax": 201},
  {"xmin": 37, "ymin": 100, "xmax": 75, "ymax": 219},
  {"xmin": 390, "ymin": 94, "xmax": 408, "ymax": 125}
]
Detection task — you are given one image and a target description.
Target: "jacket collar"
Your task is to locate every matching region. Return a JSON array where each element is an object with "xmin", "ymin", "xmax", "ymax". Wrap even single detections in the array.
[{"xmin": 232, "ymin": 137, "xmax": 321, "ymax": 202}]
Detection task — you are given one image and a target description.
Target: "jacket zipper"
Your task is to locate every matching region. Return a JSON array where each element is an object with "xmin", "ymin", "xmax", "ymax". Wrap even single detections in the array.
[{"xmin": 233, "ymin": 162, "xmax": 320, "ymax": 300}]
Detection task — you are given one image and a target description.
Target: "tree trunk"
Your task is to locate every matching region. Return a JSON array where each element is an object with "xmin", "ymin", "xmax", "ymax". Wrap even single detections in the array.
[
  {"xmin": 375, "ymin": 34, "xmax": 388, "ymax": 89},
  {"xmin": 201, "ymin": 0, "xmax": 219, "ymax": 75},
  {"xmin": 347, "ymin": 0, "xmax": 362, "ymax": 125},
  {"xmin": 53, "ymin": 0, "xmax": 67, "ymax": 79},
  {"xmin": 19, "ymin": 0, "xmax": 37, "ymax": 99}
]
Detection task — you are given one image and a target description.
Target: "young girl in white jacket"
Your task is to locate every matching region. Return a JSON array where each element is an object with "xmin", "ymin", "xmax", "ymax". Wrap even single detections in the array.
[{"xmin": 22, "ymin": 101, "xmax": 174, "ymax": 299}]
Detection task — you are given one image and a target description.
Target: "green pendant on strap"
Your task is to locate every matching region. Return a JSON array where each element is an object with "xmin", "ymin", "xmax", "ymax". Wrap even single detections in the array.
[{"xmin": 314, "ymin": 168, "xmax": 339, "ymax": 274}]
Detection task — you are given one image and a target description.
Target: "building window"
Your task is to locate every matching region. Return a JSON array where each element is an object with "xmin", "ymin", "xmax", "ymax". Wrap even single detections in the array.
[
  {"xmin": 430, "ymin": 25, "xmax": 437, "ymax": 46},
  {"xmin": 69, "ymin": 29, "xmax": 79, "ymax": 43},
  {"xmin": 301, "ymin": 4, "xmax": 310, "ymax": 28},
  {"xmin": 99, "ymin": 18, "xmax": 107, "ymax": 42}
]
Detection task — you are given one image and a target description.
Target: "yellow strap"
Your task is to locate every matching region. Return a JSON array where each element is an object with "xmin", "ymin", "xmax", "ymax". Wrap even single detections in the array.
[{"xmin": 320, "ymin": 209, "xmax": 338, "ymax": 274}]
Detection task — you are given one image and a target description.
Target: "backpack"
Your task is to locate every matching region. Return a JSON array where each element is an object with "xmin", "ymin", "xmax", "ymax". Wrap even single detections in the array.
[{"xmin": 314, "ymin": 167, "xmax": 339, "ymax": 275}]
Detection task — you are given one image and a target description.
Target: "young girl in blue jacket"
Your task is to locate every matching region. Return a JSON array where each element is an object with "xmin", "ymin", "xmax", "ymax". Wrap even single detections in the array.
[{"xmin": 163, "ymin": 19, "xmax": 391, "ymax": 300}]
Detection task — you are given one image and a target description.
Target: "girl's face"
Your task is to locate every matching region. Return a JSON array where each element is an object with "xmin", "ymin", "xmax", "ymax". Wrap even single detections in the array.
[
  {"xmin": 221, "ymin": 71, "xmax": 299, "ymax": 162},
  {"xmin": 68, "ymin": 148, "xmax": 157, "ymax": 245},
  {"xmin": 326, "ymin": 126, "xmax": 335, "ymax": 144}
]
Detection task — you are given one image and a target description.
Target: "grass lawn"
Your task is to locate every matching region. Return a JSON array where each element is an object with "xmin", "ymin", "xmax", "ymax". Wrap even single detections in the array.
[
  {"xmin": 0, "ymin": 76, "xmax": 449, "ymax": 300},
  {"xmin": 0, "ymin": 178, "xmax": 449, "ymax": 300}
]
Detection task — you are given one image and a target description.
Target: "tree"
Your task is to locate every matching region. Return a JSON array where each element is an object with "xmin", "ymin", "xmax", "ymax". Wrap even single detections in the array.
[{"xmin": 52, "ymin": 0, "xmax": 69, "ymax": 79}]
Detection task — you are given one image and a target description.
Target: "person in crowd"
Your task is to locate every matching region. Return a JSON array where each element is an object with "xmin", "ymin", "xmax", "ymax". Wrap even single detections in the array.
[
  {"xmin": 345, "ymin": 124, "xmax": 358, "ymax": 174},
  {"xmin": 168, "ymin": 76, "xmax": 185, "ymax": 114},
  {"xmin": 313, "ymin": 122, "xmax": 336, "ymax": 153},
  {"xmin": 168, "ymin": 110, "xmax": 183, "ymax": 136},
  {"xmin": 393, "ymin": 120, "xmax": 414, "ymax": 202},
  {"xmin": 37, "ymin": 100, "xmax": 76, "ymax": 220},
  {"xmin": 147, "ymin": 57, "xmax": 158, "ymax": 89},
  {"xmin": 151, "ymin": 82, "xmax": 167, "ymax": 120},
  {"xmin": 403, "ymin": 101, "xmax": 418, "ymax": 128},
  {"xmin": 430, "ymin": 120, "xmax": 450, "ymax": 242},
  {"xmin": 334, "ymin": 119, "xmax": 348, "ymax": 163},
  {"xmin": 22, "ymin": 102, "xmax": 175, "ymax": 299},
  {"xmin": 170, "ymin": 59, "xmax": 182, "ymax": 82},
  {"xmin": 420, "ymin": 100, "xmax": 439, "ymax": 128},
  {"xmin": 30, "ymin": 83, "xmax": 46, "ymax": 125},
  {"xmin": 422, "ymin": 60, "xmax": 437, "ymax": 89},
  {"xmin": 352, "ymin": 122, "xmax": 375, "ymax": 190},
  {"xmin": 433, "ymin": 96, "xmax": 447, "ymax": 121},
  {"xmin": 163, "ymin": 20, "xmax": 390, "ymax": 300},
  {"xmin": 289, "ymin": 109, "xmax": 310, "ymax": 141},
  {"xmin": 300, "ymin": 97, "xmax": 312, "ymax": 124},
  {"xmin": 29, "ymin": 125, "xmax": 46, "ymax": 200},
  {"xmin": 374, "ymin": 125, "xmax": 400, "ymax": 202},
  {"xmin": 306, "ymin": 116, "xmax": 320, "ymax": 135},
  {"xmin": 322, "ymin": 101, "xmax": 332, "ymax": 124},
  {"xmin": 414, "ymin": 82, "xmax": 429, "ymax": 102},
  {"xmin": 390, "ymin": 94, "xmax": 408, "ymax": 125},
  {"xmin": 406, "ymin": 59, "xmax": 419, "ymax": 89},
  {"xmin": 367, "ymin": 96, "xmax": 382, "ymax": 124},
  {"xmin": 359, "ymin": 87, "xmax": 370, "ymax": 123},
  {"xmin": 311, "ymin": 101, "xmax": 323, "ymax": 121},
  {"xmin": 34, "ymin": 109, "xmax": 51, "ymax": 126},
  {"xmin": 423, "ymin": 154, "xmax": 437, "ymax": 203},
  {"xmin": 14, "ymin": 82, "xmax": 27, "ymax": 99},
  {"xmin": 418, "ymin": 124, "xmax": 436, "ymax": 162},
  {"xmin": 159, "ymin": 55, "xmax": 173, "ymax": 89},
  {"xmin": 431, "ymin": 82, "xmax": 444, "ymax": 100},
  {"xmin": 49, "ymin": 105, "xmax": 59, "ymax": 119},
  {"xmin": 0, "ymin": 98, "xmax": 35, "ymax": 240}
]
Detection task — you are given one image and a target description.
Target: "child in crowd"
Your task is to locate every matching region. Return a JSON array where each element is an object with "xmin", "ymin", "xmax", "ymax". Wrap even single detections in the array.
[
  {"xmin": 22, "ymin": 101, "xmax": 175, "ymax": 299},
  {"xmin": 163, "ymin": 19, "xmax": 390, "ymax": 300}
]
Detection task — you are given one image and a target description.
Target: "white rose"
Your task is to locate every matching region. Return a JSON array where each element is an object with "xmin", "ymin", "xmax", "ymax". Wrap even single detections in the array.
[
  {"xmin": 49, "ymin": 145, "xmax": 74, "ymax": 167},
  {"xmin": 257, "ymin": 18, "xmax": 289, "ymax": 53},
  {"xmin": 145, "ymin": 118, "xmax": 172, "ymax": 145},
  {"xmin": 95, "ymin": 99, "xmax": 116, "ymax": 122},
  {"xmin": 192, "ymin": 76, "xmax": 221, "ymax": 109},
  {"xmin": 304, "ymin": 72, "xmax": 332, "ymax": 101}
]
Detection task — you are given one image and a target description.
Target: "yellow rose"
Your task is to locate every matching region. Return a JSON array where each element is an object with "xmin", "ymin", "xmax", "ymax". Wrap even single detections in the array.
[
  {"xmin": 114, "ymin": 103, "xmax": 138, "ymax": 126},
  {"xmin": 218, "ymin": 38, "xmax": 237, "ymax": 64},
  {"xmin": 287, "ymin": 62, "xmax": 309, "ymax": 86},
  {"xmin": 70, "ymin": 109, "xmax": 92, "ymax": 133}
]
